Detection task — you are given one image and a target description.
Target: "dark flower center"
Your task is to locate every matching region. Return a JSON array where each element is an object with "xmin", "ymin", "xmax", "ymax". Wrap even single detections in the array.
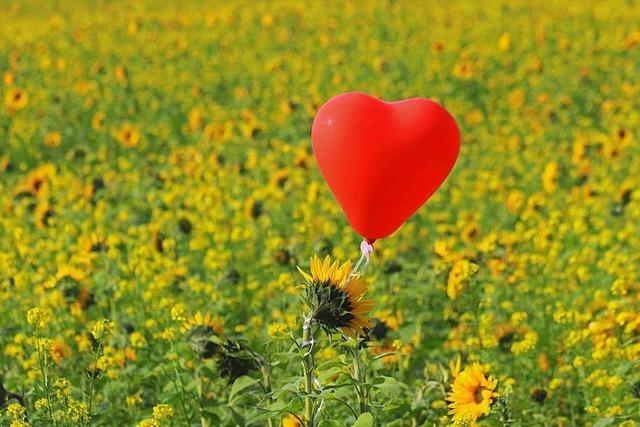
[
  {"xmin": 369, "ymin": 319, "xmax": 390, "ymax": 340},
  {"xmin": 309, "ymin": 281, "xmax": 354, "ymax": 330}
]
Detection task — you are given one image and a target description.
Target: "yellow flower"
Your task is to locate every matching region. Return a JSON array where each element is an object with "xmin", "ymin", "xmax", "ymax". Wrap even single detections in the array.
[
  {"xmin": 115, "ymin": 123, "xmax": 141, "ymax": 148},
  {"xmin": 170, "ymin": 304, "xmax": 186, "ymax": 322},
  {"xmin": 35, "ymin": 398, "xmax": 49, "ymax": 411},
  {"xmin": 188, "ymin": 108, "xmax": 204, "ymax": 132},
  {"xmin": 3, "ymin": 71, "xmax": 14, "ymax": 85},
  {"xmin": 508, "ymin": 88, "xmax": 525, "ymax": 109},
  {"xmin": 152, "ymin": 404, "xmax": 174, "ymax": 421},
  {"xmin": 127, "ymin": 394, "xmax": 143, "ymax": 406},
  {"xmin": 449, "ymin": 354, "xmax": 462, "ymax": 378},
  {"xmin": 91, "ymin": 319, "xmax": 115, "ymax": 341},
  {"xmin": 7, "ymin": 402, "xmax": 27, "ymax": 420},
  {"xmin": 282, "ymin": 414, "xmax": 302, "ymax": 427},
  {"xmin": 130, "ymin": 331, "xmax": 148, "ymax": 348},
  {"xmin": 537, "ymin": 353, "xmax": 550, "ymax": 372},
  {"xmin": 447, "ymin": 363, "xmax": 499, "ymax": 422},
  {"xmin": 267, "ymin": 322, "xmax": 288, "ymax": 337},
  {"xmin": 511, "ymin": 331, "xmax": 538, "ymax": 355},
  {"xmin": 453, "ymin": 61, "xmax": 474, "ymax": 79},
  {"xmin": 298, "ymin": 255, "xmax": 373, "ymax": 337},
  {"xmin": 92, "ymin": 111, "xmax": 105, "ymax": 130},
  {"xmin": 506, "ymin": 190, "xmax": 525, "ymax": 213},
  {"xmin": 5, "ymin": 87, "xmax": 28, "ymax": 111},
  {"xmin": 181, "ymin": 311, "xmax": 225, "ymax": 335},
  {"xmin": 20, "ymin": 164, "xmax": 55, "ymax": 197},
  {"xmin": 49, "ymin": 338, "xmax": 72, "ymax": 365},
  {"xmin": 27, "ymin": 308, "xmax": 49, "ymax": 330},
  {"xmin": 542, "ymin": 161, "xmax": 560, "ymax": 193},
  {"xmin": 498, "ymin": 32, "xmax": 511, "ymax": 51},
  {"xmin": 44, "ymin": 131, "xmax": 62, "ymax": 147},
  {"xmin": 446, "ymin": 260, "xmax": 479, "ymax": 300}
]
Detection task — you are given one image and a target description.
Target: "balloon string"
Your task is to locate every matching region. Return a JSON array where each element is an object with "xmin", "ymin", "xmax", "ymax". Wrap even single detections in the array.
[{"xmin": 350, "ymin": 240, "xmax": 374, "ymax": 278}]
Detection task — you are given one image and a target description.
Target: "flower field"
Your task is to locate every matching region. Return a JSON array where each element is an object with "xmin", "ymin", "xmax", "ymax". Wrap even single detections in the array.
[{"xmin": 1, "ymin": 1, "xmax": 639, "ymax": 426}]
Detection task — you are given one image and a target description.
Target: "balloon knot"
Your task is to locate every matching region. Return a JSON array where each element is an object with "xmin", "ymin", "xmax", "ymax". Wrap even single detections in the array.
[
  {"xmin": 351, "ymin": 240, "xmax": 374, "ymax": 278},
  {"xmin": 360, "ymin": 240, "xmax": 374, "ymax": 258}
]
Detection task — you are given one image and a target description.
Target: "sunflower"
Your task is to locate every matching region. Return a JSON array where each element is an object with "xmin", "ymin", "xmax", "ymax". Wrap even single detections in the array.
[
  {"xmin": 50, "ymin": 264, "xmax": 88, "ymax": 288},
  {"xmin": 217, "ymin": 340, "xmax": 258, "ymax": 382},
  {"xmin": 447, "ymin": 363, "xmax": 499, "ymax": 423},
  {"xmin": 281, "ymin": 414, "xmax": 302, "ymax": 427},
  {"xmin": 298, "ymin": 255, "xmax": 373, "ymax": 337},
  {"xmin": 114, "ymin": 123, "xmax": 140, "ymax": 148},
  {"xmin": 34, "ymin": 201, "xmax": 54, "ymax": 228},
  {"xmin": 49, "ymin": 339, "xmax": 72, "ymax": 365},
  {"xmin": 78, "ymin": 232, "xmax": 110, "ymax": 254},
  {"xmin": 4, "ymin": 87, "xmax": 28, "ymax": 112},
  {"xmin": 183, "ymin": 312, "xmax": 226, "ymax": 359},
  {"xmin": 182, "ymin": 311, "xmax": 225, "ymax": 335},
  {"xmin": 18, "ymin": 164, "xmax": 55, "ymax": 197},
  {"xmin": 44, "ymin": 131, "xmax": 62, "ymax": 147}
]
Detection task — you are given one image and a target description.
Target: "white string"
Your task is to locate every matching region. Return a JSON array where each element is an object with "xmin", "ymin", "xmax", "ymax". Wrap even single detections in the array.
[
  {"xmin": 301, "ymin": 315, "xmax": 315, "ymax": 356},
  {"xmin": 313, "ymin": 377, "xmax": 325, "ymax": 425},
  {"xmin": 350, "ymin": 240, "xmax": 374, "ymax": 278}
]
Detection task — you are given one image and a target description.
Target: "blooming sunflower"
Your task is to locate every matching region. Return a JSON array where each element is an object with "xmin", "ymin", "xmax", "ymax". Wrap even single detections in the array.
[
  {"xmin": 217, "ymin": 340, "xmax": 258, "ymax": 382},
  {"xmin": 181, "ymin": 311, "xmax": 225, "ymax": 335},
  {"xmin": 49, "ymin": 338, "xmax": 72, "ymax": 365},
  {"xmin": 281, "ymin": 414, "xmax": 302, "ymax": 427},
  {"xmin": 183, "ymin": 312, "xmax": 226, "ymax": 359},
  {"xmin": 4, "ymin": 87, "xmax": 28, "ymax": 112},
  {"xmin": 447, "ymin": 363, "xmax": 499, "ymax": 423},
  {"xmin": 114, "ymin": 123, "xmax": 141, "ymax": 148},
  {"xmin": 298, "ymin": 255, "xmax": 373, "ymax": 337}
]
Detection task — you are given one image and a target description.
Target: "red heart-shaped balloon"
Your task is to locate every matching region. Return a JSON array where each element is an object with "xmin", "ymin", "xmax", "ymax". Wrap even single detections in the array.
[{"xmin": 311, "ymin": 92, "xmax": 460, "ymax": 242}]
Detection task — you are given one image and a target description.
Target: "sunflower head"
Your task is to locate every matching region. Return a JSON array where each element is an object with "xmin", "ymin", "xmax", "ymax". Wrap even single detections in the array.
[
  {"xmin": 182, "ymin": 312, "xmax": 225, "ymax": 335},
  {"xmin": 183, "ymin": 312, "xmax": 226, "ymax": 359},
  {"xmin": 298, "ymin": 255, "xmax": 373, "ymax": 337},
  {"xmin": 447, "ymin": 362, "xmax": 499, "ymax": 423},
  {"xmin": 217, "ymin": 340, "xmax": 258, "ymax": 382}
]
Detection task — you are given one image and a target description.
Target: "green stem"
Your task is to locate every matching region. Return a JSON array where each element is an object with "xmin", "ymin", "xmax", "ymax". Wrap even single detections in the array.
[
  {"xmin": 196, "ymin": 367, "xmax": 210, "ymax": 427},
  {"xmin": 352, "ymin": 344, "xmax": 368, "ymax": 415},
  {"xmin": 170, "ymin": 341, "xmax": 192, "ymax": 425},
  {"xmin": 35, "ymin": 333, "xmax": 57, "ymax": 427},
  {"xmin": 302, "ymin": 317, "xmax": 316, "ymax": 427},
  {"xmin": 261, "ymin": 364, "xmax": 275, "ymax": 427},
  {"xmin": 86, "ymin": 341, "xmax": 102, "ymax": 425}
]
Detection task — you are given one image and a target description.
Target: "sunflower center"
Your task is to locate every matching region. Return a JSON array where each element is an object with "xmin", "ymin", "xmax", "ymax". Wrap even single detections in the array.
[
  {"xmin": 311, "ymin": 281, "xmax": 355, "ymax": 330},
  {"xmin": 32, "ymin": 178, "xmax": 44, "ymax": 192},
  {"xmin": 474, "ymin": 386, "xmax": 485, "ymax": 404}
]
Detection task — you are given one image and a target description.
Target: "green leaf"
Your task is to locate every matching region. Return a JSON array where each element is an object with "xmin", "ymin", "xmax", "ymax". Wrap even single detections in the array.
[
  {"xmin": 227, "ymin": 406, "xmax": 246, "ymax": 425},
  {"xmin": 201, "ymin": 411, "xmax": 221, "ymax": 424},
  {"xmin": 200, "ymin": 366, "xmax": 218, "ymax": 381},
  {"xmin": 271, "ymin": 380, "xmax": 301, "ymax": 398},
  {"xmin": 353, "ymin": 412, "xmax": 374, "ymax": 427},
  {"xmin": 373, "ymin": 376, "xmax": 406, "ymax": 398},
  {"xmin": 372, "ymin": 377, "xmax": 385, "ymax": 385},
  {"xmin": 244, "ymin": 410, "xmax": 275, "ymax": 424},
  {"xmin": 316, "ymin": 357, "xmax": 346, "ymax": 371},
  {"xmin": 229, "ymin": 375, "xmax": 259, "ymax": 402},
  {"xmin": 267, "ymin": 399, "xmax": 290, "ymax": 411},
  {"xmin": 318, "ymin": 366, "xmax": 345, "ymax": 382},
  {"xmin": 371, "ymin": 352, "xmax": 396, "ymax": 361},
  {"xmin": 593, "ymin": 419, "xmax": 614, "ymax": 427}
]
